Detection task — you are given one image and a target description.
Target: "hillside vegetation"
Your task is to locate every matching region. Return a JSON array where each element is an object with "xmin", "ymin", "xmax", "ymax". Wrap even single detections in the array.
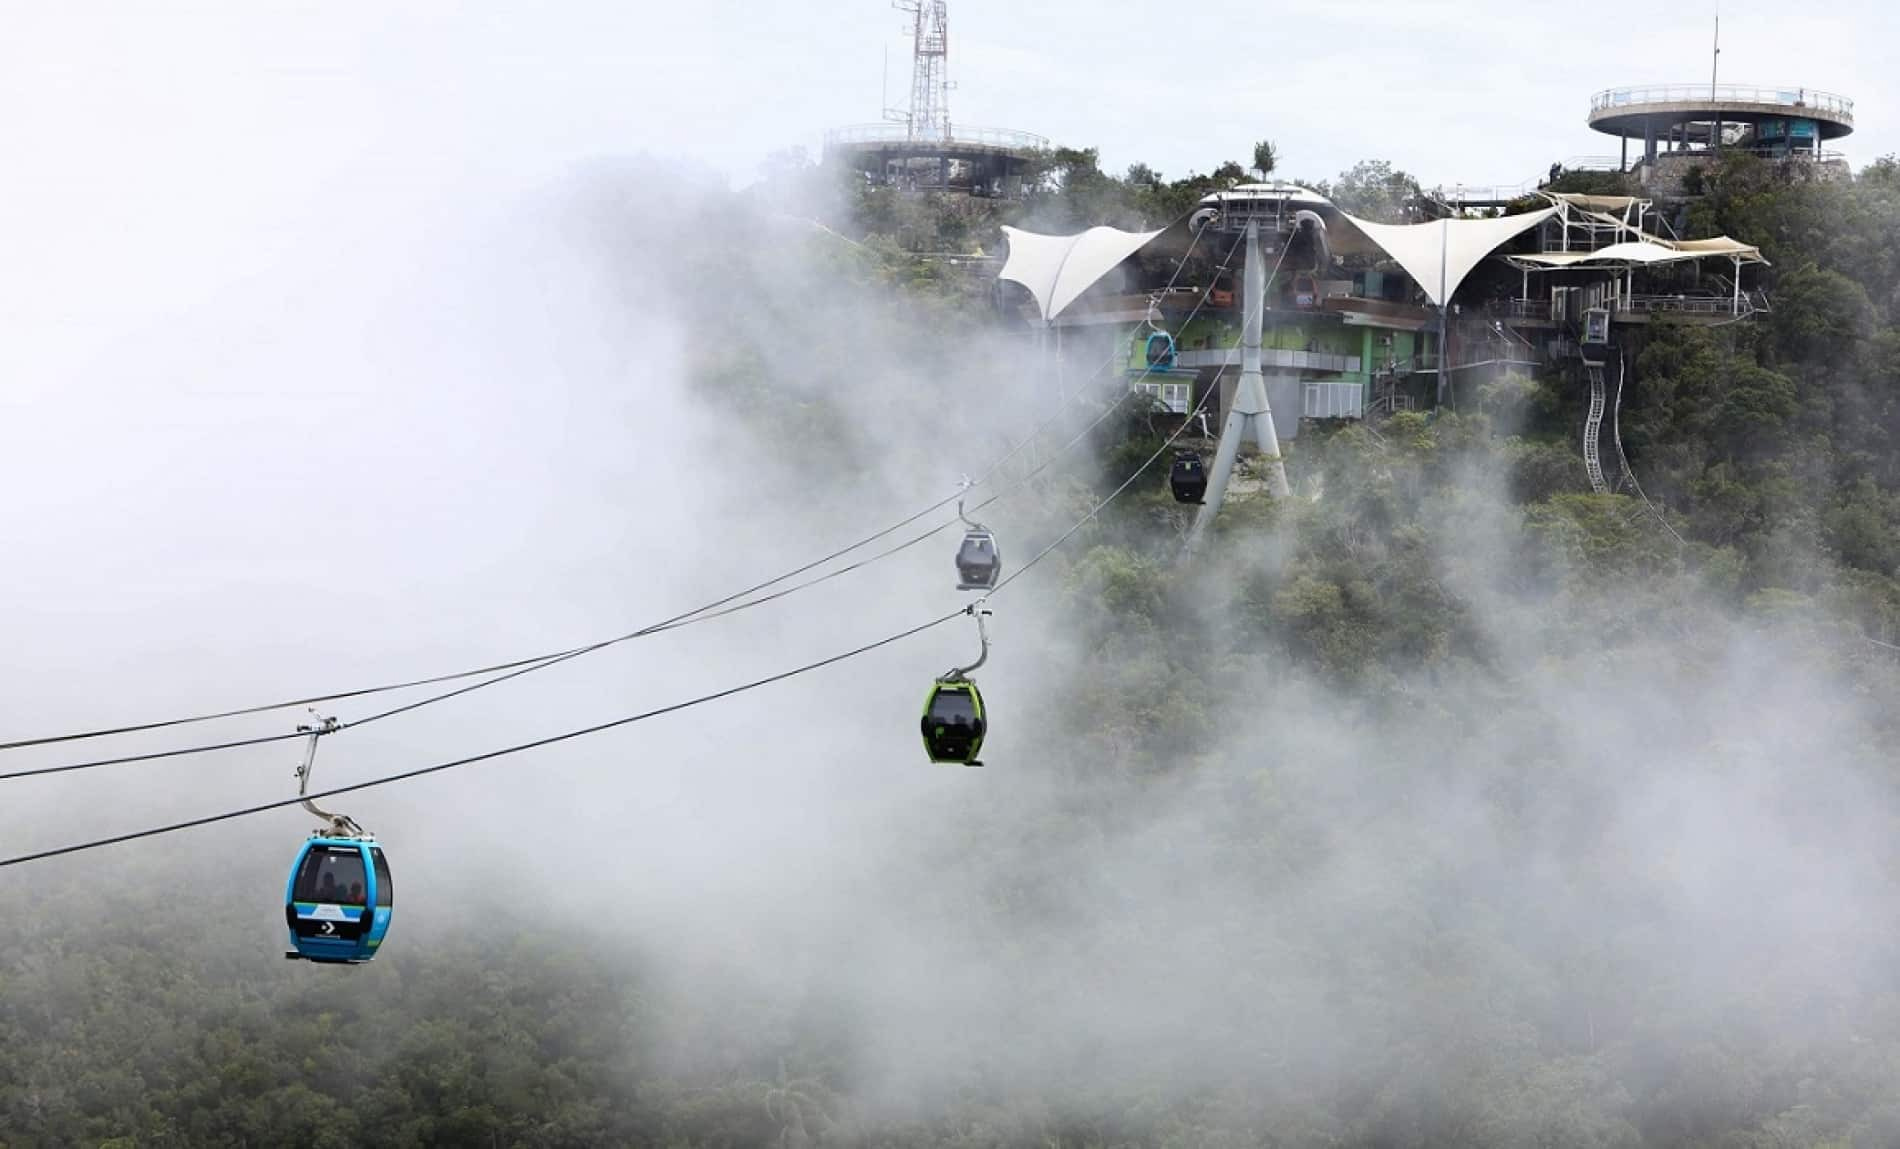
[{"xmin": 6, "ymin": 154, "xmax": 1900, "ymax": 1148}]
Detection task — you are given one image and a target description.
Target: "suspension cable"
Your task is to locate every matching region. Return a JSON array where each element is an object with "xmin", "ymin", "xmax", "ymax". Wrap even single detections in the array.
[
  {"xmin": 0, "ymin": 253, "xmax": 1270, "ymax": 862},
  {"xmin": 0, "ymin": 216, "xmax": 1221, "ymax": 764},
  {"xmin": 0, "ymin": 610, "xmax": 967, "ymax": 869},
  {"xmin": 989, "ymin": 235, "xmax": 1294, "ymax": 595}
]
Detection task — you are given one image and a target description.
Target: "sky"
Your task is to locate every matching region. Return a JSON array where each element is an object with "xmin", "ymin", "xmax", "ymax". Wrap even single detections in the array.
[{"xmin": 5, "ymin": 1, "xmax": 1893, "ymax": 221}]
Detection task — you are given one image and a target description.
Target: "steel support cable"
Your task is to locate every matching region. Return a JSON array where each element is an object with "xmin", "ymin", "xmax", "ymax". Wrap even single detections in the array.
[
  {"xmin": 0, "ymin": 216, "xmax": 1226, "ymax": 772},
  {"xmin": 0, "ymin": 380, "xmax": 1218, "ymax": 865},
  {"xmin": 7, "ymin": 396, "xmax": 1204, "ymax": 863},
  {"xmin": 516, "ymin": 229, "xmax": 1241, "ymax": 663},
  {"xmin": 966, "ymin": 218, "xmax": 1244, "ymax": 520},
  {"xmin": 0, "ymin": 490, "xmax": 975, "ymax": 775},
  {"xmin": 0, "ymin": 485, "xmax": 973, "ymax": 754},
  {"xmin": 0, "ymin": 317, "xmax": 1257, "ymax": 862},
  {"xmin": 417, "ymin": 228, "xmax": 1244, "ymax": 689},
  {"xmin": 961, "ymin": 215, "xmax": 1214, "ymax": 493},
  {"xmin": 991, "ymin": 376, "xmax": 1220, "ymax": 598},
  {"xmin": 1, "ymin": 218, "xmax": 1213, "ymax": 760},
  {"xmin": 985, "ymin": 237, "xmax": 1294, "ymax": 595},
  {"xmin": 0, "ymin": 610, "xmax": 967, "ymax": 869},
  {"xmin": 1, "ymin": 390, "xmax": 1106, "ymax": 781}
]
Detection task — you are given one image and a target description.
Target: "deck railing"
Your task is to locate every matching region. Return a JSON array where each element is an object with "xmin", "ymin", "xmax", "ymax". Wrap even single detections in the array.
[
  {"xmin": 824, "ymin": 123, "xmax": 1049, "ymax": 151},
  {"xmin": 1591, "ymin": 84, "xmax": 1853, "ymax": 122}
]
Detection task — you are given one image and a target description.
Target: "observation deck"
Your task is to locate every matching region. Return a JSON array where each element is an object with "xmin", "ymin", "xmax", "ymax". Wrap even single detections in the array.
[
  {"xmin": 1588, "ymin": 83, "xmax": 1854, "ymax": 145},
  {"xmin": 824, "ymin": 122, "xmax": 1047, "ymax": 160},
  {"xmin": 824, "ymin": 122, "xmax": 1048, "ymax": 197}
]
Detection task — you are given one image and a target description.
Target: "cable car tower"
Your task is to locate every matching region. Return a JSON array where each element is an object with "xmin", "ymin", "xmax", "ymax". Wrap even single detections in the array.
[{"xmin": 1186, "ymin": 219, "xmax": 1291, "ymax": 551}]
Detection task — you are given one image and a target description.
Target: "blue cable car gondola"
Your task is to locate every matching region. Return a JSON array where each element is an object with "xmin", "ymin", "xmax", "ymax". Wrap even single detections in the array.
[
  {"xmin": 282, "ymin": 715, "xmax": 394, "ymax": 964},
  {"xmin": 1143, "ymin": 330, "xmax": 1177, "ymax": 370},
  {"xmin": 285, "ymin": 835, "xmax": 393, "ymax": 963}
]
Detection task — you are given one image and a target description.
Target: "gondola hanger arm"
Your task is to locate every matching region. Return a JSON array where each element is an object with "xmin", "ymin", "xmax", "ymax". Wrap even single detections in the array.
[
  {"xmin": 294, "ymin": 711, "xmax": 364, "ymax": 838},
  {"xmin": 954, "ymin": 474, "xmax": 984, "ymax": 531},
  {"xmin": 946, "ymin": 600, "xmax": 991, "ymax": 679}
]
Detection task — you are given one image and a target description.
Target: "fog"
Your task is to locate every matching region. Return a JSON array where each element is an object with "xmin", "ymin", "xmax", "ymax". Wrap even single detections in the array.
[{"xmin": 6, "ymin": 5, "xmax": 1900, "ymax": 1142}]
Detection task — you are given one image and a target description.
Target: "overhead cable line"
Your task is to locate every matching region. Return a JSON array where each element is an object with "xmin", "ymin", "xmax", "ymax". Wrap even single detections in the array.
[
  {"xmin": 0, "ymin": 260, "xmax": 1267, "ymax": 856},
  {"xmin": 966, "ymin": 216, "xmax": 1241, "ymax": 519},
  {"xmin": 0, "ymin": 485, "xmax": 970, "ymax": 755},
  {"xmin": 1, "ymin": 353, "xmax": 1243, "ymax": 862},
  {"xmin": 0, "ymin": 363, "xmax": 1229, "ymax": 864},
  {"xmin": 988, "ymin": 234, "xmax": 1294, "ymax": 595},
  {"xmin": 0, "ymin": 610, "xmax": 969, "ymax": 870},
  {"xmin": 0, "ymin": 215, "xmax": 1218, "ymax": 760}
]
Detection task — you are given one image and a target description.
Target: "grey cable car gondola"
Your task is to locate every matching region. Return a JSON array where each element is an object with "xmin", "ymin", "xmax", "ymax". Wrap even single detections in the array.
[
  {"xmin": 955, "ymin": 529, "xmax": 1001, "ymax": 591},
  {"xmin": 952, "ymin": 486, "xmax": 1001, "ymax": 591},
  {"xmin": 1170, "ymin": 449, "xmax": 1207, "ymax": 504}
]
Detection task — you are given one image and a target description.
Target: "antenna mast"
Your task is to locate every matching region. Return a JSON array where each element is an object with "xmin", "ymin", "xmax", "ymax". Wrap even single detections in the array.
[
  {"xmin": 892, "ymin": 0, "xmax": 952, "ymax": 142},
  {"xmin": 1710, "ymin": 6, "xmax": 1721, "ymax": 97},
  {"xmin": 1710, "ymin": 6, "xmax": 1722, "ymax": 151}
]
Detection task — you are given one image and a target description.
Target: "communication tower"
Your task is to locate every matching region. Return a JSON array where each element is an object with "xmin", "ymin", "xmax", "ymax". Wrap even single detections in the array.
[
  {"xmin": 892, "ymin": 0, "xmax": 952, "ymax": 142},
  {"xmin": 825, "ymin": 1, "xmax": 1044, "ymax": 197}
]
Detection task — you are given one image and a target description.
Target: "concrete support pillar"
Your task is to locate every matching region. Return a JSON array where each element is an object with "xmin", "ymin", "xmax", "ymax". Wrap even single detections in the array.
[
  {"xmin": 1644, "ymin": 119, "xmax": 1657, "ymax": 164},
  {"xmin": 1187, "ymin": 221, "xmax": 1289, "ymax": 552},
  {"xmin": 1360, "ymin": 326, "xmax": 1374, "ymax": 407}
]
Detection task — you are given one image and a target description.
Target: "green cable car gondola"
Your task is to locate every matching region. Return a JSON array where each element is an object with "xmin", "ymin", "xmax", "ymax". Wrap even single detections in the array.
[
  {"xmin": 921, "ymin": 676, "xmax": 986, "ymax": 765},
  {"xmin": 921, "ymin": 602, "xmax": 991, "ymax": 766}
]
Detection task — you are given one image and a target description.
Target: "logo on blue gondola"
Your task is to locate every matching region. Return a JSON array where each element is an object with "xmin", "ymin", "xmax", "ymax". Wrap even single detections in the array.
[{"xmin": 309, "ymin": 904, "xmax": 348, "ymax": 921}]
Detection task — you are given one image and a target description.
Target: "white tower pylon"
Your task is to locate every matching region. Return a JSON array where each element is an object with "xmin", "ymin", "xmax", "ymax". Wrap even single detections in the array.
[{"xmin": 1187, "ymin": 220, "xmax": 1290, "ymax": 551}]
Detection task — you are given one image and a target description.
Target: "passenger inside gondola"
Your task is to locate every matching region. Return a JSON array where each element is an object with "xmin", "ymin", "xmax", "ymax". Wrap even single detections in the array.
[{"xmin": 297, "ymin": 846, "xmax": 367, "ymax": 905}]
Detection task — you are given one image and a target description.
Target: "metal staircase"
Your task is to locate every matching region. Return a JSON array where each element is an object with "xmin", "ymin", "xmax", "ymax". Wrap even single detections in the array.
[{"xmin": 1582, "ymin": 362, "xmax": 1608, "ymax": 493}]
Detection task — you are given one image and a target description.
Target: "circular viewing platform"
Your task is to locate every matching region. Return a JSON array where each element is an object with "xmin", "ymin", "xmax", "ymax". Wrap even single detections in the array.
[
  {"xmin": 823, "ymin": 122, "xmax": 1049, "ymax": 159},
  {"xmin": 1588, "ymin": 84, "xmax": 1854, "ymax": 140}
]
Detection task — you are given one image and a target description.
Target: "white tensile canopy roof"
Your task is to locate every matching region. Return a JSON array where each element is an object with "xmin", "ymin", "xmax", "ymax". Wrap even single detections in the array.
[
  {"xmin": 1507, "ymin": 236, "xmax": 1766, "ymax": 269},
  {"xmin": 1340, "ymin": 208, "xmax": 1559, "ymax": 307},
  {"xmin": 998, "ymin": 224, "xmax": 1165, "ymax": 321},
  {"xmin": 1547, "ymin": 192, "xmax": 1642, "ymax": 212}
]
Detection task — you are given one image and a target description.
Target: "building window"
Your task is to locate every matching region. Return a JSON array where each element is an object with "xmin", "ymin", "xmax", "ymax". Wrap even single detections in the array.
[{"xmin": 1134, "ymin": 381, "xmax": 1191, "ymax": 414}]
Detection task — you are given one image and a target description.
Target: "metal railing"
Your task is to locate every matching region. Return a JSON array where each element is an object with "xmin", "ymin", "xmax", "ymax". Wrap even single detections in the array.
[
  {"xmin": 1591, "ymin": 84, "xmax": 1853, "ymax": 122},
  {"xmin": 823, "ymin": 122, "xmax": 1050, "ymax": 151},
  {"xmin": 1491, "ymin": 299, "xmax": 1553, "ymax": 321},
  {"xmin": 1430, "ymin": 158, "xmax": 1626, "ymax": 205},
  {"xmin": 1173, "ymin": 347, "xmax": 1362, "ymax": 373},
  {"xmin": 1624, "ymin": 294, "xmax": 1734, "ymax": 316}
]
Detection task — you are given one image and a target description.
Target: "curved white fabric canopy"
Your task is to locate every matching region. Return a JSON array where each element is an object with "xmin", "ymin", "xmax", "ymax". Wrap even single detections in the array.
[
  {"xmin": 1507, "ymin": 237, "xmax": 1765, "ymax": 269},
  {"xmin": 1341, "ymin": 208, "xmax": 1558, "ymax": 307},
  {"xmin": 999, "ymin": 224, "xmax": 1164, "ymax": 321}
]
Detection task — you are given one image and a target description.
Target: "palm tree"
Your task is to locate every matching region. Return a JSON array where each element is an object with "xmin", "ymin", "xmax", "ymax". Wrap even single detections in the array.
[{"xmin": 1252, "ymin": 139, "xmax": 1279, "ymax": 181}]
